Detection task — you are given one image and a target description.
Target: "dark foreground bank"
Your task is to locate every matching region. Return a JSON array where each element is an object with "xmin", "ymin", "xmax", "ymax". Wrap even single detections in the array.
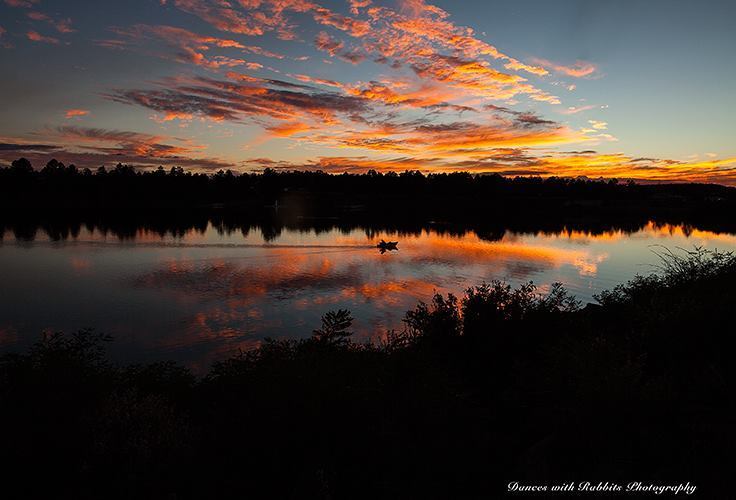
[{"xmin": 1, "ymin": 249, "xmax": 734, "ymax": 498}]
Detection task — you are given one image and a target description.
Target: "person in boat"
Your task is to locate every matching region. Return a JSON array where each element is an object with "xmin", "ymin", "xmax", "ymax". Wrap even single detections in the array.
[{"xmin": 377, "ymin": 239, "xmax": 399, "ymax": 250}]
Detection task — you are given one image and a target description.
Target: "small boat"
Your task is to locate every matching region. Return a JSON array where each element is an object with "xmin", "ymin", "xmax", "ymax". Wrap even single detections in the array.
[{"xmin": 377, "ymin": 239, "xmax": 399, "ymax": 252}]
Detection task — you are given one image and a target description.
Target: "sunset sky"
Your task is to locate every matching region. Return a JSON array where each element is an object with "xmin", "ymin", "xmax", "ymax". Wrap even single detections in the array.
[{"xmin": 1, "ymin": 0, "xmax": 735, "ymax": 183}]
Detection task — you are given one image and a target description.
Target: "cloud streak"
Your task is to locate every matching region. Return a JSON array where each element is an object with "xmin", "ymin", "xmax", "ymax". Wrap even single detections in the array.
[
  {"xmin": 530, "ymin": 58, "xmax": 598, "ymax": 78},
  {"xmin": 0, "ymin": 127, "xmax": 232, "ymax": 170},
  {"xmin": 107, "ymin": 74, "xmax": 371, "ymax": 126},
  {"xmin": 26, "ymin": 30, "xmax": 59, "ymax": 44},
  {"xmin": 64, "ymin": 109, "xmax": 90, "ymax": 119}
]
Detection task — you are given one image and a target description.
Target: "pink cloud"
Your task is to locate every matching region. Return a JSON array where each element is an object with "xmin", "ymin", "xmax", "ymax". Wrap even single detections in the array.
[
  {"xmin": 530, "ymin": 58, "xmax": 598, "ymax": 78},
  {"xmin": 288, "ymin": 74, "xmax": 343, "ymax": 88},
  {"xmin": 27, "ymin": 11, "xmax": 50, "ymax": 21},
  {"xmin": 559, "ymin": 104, "xmax": 605, "ymax": 115},
  {"xmin": 4, "ymin": 0, "xmax": 39, "ymax": 7},
  {"xmin": 315, "ymin": 31, "xmax": 344, "ymax": 56},
  {"xmin": 26, "ymin": 30, "xmax": 59, "ymax": 44},
  {"xmin": 27, "ymin": 10, "xmax": 75, "ymax": 33}
]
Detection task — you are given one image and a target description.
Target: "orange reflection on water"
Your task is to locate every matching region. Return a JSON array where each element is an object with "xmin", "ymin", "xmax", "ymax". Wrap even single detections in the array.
[
  {"xmin": 638, "ymin": 222, "xmax": 736, "ymax": 243},
  {"xmin": 70, "ymin": 257, "xmax": 92, "ymax": 271},
  {"xmin": 333, "ymin": 230, "xmax": 611, "ymax": 278},
  {"xmin": 133, "ymin": 226, "xmax": 622, "ymax": 357},
  {"xmin": 6, "ymin": 220, "xmax": 736, "ymax": 369},
  {"xmin": 534, "ymin": 222, "xmax": 736, "ymax": 244}
]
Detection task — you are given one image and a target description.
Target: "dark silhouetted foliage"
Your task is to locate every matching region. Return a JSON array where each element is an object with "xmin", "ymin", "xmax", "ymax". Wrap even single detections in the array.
[
  {"xmin": 311, "ymin": 309, "xmax": 354, "ymax": 346},
  {"xmin": 1, "ymin": 250, "xmax": 735, "ymax": 498},
  {"xmin": 2, "ymin": 158, "xmax": 736, "ymax": 235}
]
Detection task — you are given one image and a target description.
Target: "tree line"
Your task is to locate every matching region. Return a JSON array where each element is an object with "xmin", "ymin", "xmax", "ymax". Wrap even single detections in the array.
[{"xmin": 2, "ymin": 157, "xmax": 734, "ymax": 208}]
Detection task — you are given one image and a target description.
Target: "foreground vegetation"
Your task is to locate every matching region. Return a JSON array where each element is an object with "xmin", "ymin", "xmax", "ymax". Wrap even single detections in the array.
[{"xmin": 2, "ymin": 250, "xmax": 735, "ymax": 498}]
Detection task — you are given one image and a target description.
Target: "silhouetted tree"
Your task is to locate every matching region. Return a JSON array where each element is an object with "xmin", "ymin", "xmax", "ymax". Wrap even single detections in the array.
[
  {"xmin": 10, "ymin": 157, "xmax": 33, "ymax": 174},
  {"xmin": 311, "ymin": 309, "xmax": 354, "ymax": 346}
]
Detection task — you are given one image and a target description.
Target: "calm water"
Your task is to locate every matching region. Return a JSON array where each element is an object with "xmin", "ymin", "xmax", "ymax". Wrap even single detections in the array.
[{"xmin": 2, "ymin": 221, "xmax": 735, "ymax": 369}]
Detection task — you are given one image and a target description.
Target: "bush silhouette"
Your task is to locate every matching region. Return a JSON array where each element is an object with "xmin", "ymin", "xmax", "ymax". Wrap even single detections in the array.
[
  {"xmin": 311, "ymin": 309, "xmax": 354, "ymax": 346},
  {"xmin": 0, "ymin": 249, "xmax": 734, "ymax": 498}
]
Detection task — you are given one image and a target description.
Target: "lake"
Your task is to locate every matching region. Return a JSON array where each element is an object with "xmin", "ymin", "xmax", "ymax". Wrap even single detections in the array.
[{"xmin": 2, "ymin": 219, "xmax": 735, "ymax": 370}]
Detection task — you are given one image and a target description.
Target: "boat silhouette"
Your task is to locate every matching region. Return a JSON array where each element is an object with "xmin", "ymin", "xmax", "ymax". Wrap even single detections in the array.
[{"xmin": 377, "ymin": 239, "xmax": 399, "ymax": 253}]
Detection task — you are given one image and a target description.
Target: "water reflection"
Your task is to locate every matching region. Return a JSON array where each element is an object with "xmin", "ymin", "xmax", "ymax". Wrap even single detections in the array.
[{"xmin": 2, "ymin": 219, "xmax": 735, "ymax": 369}]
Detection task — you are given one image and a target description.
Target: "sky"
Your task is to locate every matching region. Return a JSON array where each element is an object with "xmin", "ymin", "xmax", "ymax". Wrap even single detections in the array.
[{"xmin": 1, "ymin": 0, "xmax": 735, "ymax": 183}]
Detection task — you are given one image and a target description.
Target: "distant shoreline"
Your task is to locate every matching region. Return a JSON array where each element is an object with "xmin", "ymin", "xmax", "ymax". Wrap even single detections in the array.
[{"xmin": 3, "ymin": 159, "xmax": 736, "ymax": 235}]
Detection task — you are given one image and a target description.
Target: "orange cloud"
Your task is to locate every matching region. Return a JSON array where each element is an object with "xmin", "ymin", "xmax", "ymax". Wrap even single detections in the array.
[
  {"xmin": 171, "ymin": 0, "xmax": 370, "ymax": 41},
  {"xmin": 299, "ymin": 105, "xmax": 580, "ymax": 158},
  {"xmin": 288, "ymin": 73, "xmax": 344, "ymax": 88},
  {"xmin": 398, "ymin": 0, "xmax": 448, "ymax": 17},
  {"xmin": 240, "ymin": 150, "xmax": 736, "ymax": 186},
  {"xmin": 102, "ymin": 24, "xmax": 266, "ymax": 70},
  {"xmin": 164, "ymin": 0, "xmax": 556, "ymax": 107},
  {"xmin": 311, "ymin": 6, "xmax": 371, "ymax": 37},
  {"xmin": 408, "ymin": 54, "xmax": 559, "ymax": 103},
  {"xmin": 109, "ymin": 73, "xmax": 370, "ymax": 126},
  {"xmin": 242, "ymin": 44, "xmax": 286, "ymax": 59},
  {"xmin": 323, "ymin": 124, "xmax": 579, "ymax": 157},
  {"xmin": 64, "ymin": 109, "xmax": 90, "ymax": 119},
  {"xmin": 74, "ymin": 0, "xmax": 732, "ymax": 186},
  {"xmin": 345, "ymin": 80, "xmax": 454, "ymax": 108},
  {"xmin": 314, "ymin": 31, "xmax": 344, "ymax": 56},
  {"xmin": 349, "ymin": 0, "xmax": 372, "ymax": 15},
  {"xmin": 171, "ymin": 0, "xmax": 275, "ymax": 35},
  {"xmin": 490, "ymin": 151, "xmax": 736, "ymax": 185},
  {"xmin": 265, "ymin": 121, "xmax": 313, "ymax": 137}
]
